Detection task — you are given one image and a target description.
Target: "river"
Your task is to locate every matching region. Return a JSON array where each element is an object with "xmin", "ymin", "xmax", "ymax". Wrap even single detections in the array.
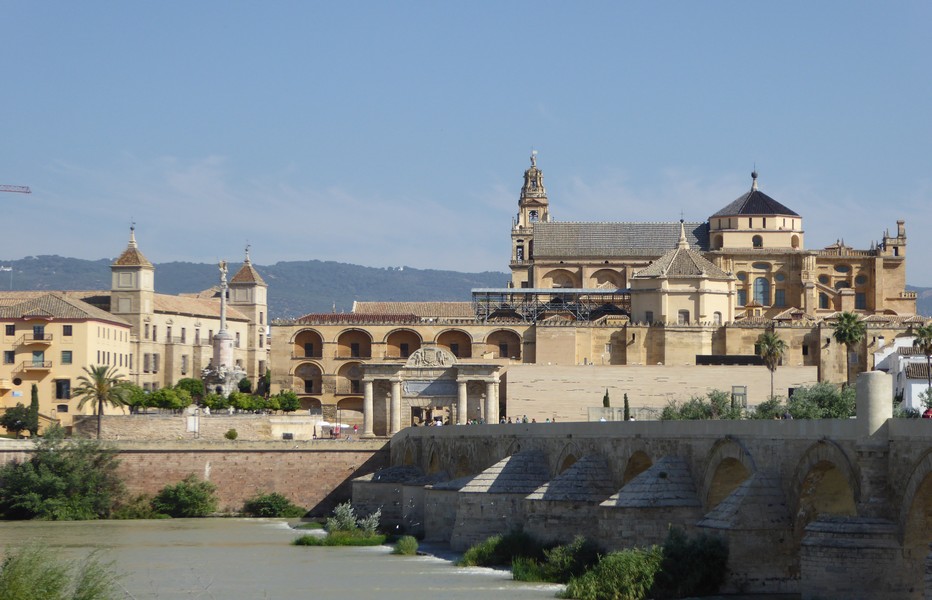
[{"xmin": 0, "ymin": 518, "xmax": 562, "ymax": 599}]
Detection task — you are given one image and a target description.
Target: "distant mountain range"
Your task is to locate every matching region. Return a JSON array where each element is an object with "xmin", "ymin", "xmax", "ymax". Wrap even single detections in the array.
[
  {"xmin": 1, "ymin": 255, "xmax": 929, "ymax": 320},
  {"xmin": 0, "ymin": 255, "xmax": 510, "ymax": 320}
]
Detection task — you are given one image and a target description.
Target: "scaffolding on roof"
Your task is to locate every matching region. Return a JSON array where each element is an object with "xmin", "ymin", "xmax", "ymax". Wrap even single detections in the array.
[{"xmin": 471, "ymin": 288, "xmax": 631, "ymax": 323}]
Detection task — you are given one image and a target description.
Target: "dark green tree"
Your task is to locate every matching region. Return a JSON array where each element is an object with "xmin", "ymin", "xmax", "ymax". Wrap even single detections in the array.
[
  {"xmin": 913, "ymin": 323, "xmax": 932, "ymax": 394},
  {"xmin": 277, "ymin": 391, "xmax": 301, "ymax": 413},
  {"xmin": 757, "ymin": 330, "xmax": 788, "ymax": 400},
  {"xmin": 0, "ymin": 404, "xmax": 31, "ymax": 437},
  {"xmin": 175, "ymin": 378, "xmax": 205, "ymax": 402},
  {"xmin": 623, "ymin": 393, "xmax": 630, "ymax": 421},
  {"xmin": 238, "ymin": 377, "xmax": 252, "ymax": 393},
  {"xmin": 72, "ymin": 366, "xmax": 131, "ymax": 439},
  {"xmin": 603, "ymin": 389, "xmax": 610, "ymax": 408},
  {"xmin": 832, "ymin": 311, "xmax": 866, "ymax": 386},
  {"xmin": 27, "ymin": 384, "xmax": 40, "ymax": 437},
  {"xmin": 0, "ymin": 425, "xmax": 124, "ymax": 520}
]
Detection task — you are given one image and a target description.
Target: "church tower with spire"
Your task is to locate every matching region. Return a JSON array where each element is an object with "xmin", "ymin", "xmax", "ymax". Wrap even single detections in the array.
[
  {"xmin": 229, "ymin": 246, "xmax": 269, "ymax": 384},
  {"xmin": 110, "ymin": 225, "xmax": 155, "ymax": 333},
  {"xmin": 510, "ymin": 151, "xmax": 550, "ymax": 288}
]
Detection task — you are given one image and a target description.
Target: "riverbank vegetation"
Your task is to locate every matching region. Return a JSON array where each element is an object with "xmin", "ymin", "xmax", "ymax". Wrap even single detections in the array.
[
  {"xmin": 0, "ymin": 544, "xmax": 120, "ymax": 600},
  {"xmin": 392, "ymin": 535, "xmax": 419, "ymax": 555},
  {"xmin": 293, "ymin": 502, "xmax": 385, "ymax": 546},
  {"xmin": 0, "ymin": 426, "xmax": 123, "ymax": 520},
  {"xmin": 243, "ymin": 492, "xmax": 307, "ymax": 518},
  {"xmin": 660, "ymin": 383, "xmax": 856, "ymax": 421},
  {"xmin": 457, "ymin": 528, "xmax": 728, "ymax": 600}
]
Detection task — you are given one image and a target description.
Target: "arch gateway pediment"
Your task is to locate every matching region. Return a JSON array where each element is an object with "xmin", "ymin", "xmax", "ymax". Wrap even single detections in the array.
[{"xmin": 405, "ymin": 347, "xmax": 456, "ymax": 368}]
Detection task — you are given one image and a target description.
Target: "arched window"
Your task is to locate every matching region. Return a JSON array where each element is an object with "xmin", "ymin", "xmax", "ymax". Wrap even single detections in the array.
[
  {"xmin": 752, "ymin": 235, "xmax": 763, "ymax": 248},
  {"xmin": 677, "ymin": 310, "xmax": 690, "ymax": 325},
  {"xmin": 516, "ymin": 244, "xmax": 524, "ymax": 261},
  {"xmin": 713, "ymin": 312, "xmax": 722, "ymax": 325},
  {"xmin": 753, "ymin": 277, "xmax": 770, "ymax": 305},
  {"xmin": 819, "ymin": 293, "xmax": 829, "ymax": 309},
  {"xmin": 737, "ymin": 289, "xmax": 747, "ymax": 306},
  {"xmin": 713, "ymin": 235, "xmax": 723, "ymax": 249},
  {"xmin": 791, "ymin": 235, "xmax": 800, "ymax": 249},
  {"xmin": 529, "ymin": 210, "xmax": 539, "ymax": 222}
]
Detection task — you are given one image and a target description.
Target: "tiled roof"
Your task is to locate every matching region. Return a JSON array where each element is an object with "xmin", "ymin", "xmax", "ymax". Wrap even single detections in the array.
[
  {"xmin": 352, "ymin": 301, "xmax": 475, "ymax": 319},
  {"xmin": 231, "ymin": 261, "xmax": 267, "ymax": 286},
  {"xmin": 633, "ymin": 245, "xmax": 733, "ymax": 280},
  {"xmin": 898, "ymin": 347, "xmax": 923, "ymax": 356},
  {"xmin": 711, "ymin": 188, "xmax": 799, "ymax": 218},
  {"xmin": 112, "ymin": 246, "xmax": 153, "ymax": 267},
  {"xmin": 152, "ymin": 294, "xmax": 249, "ymax": 321},
  {"xmin": 0, "ymin": 292, "xmax": 130, "ymax": 325},
  {"xmin": 905, "ymin": 363, "xmax": 931, "ymax": 380},
  {"xmin": 294, "ymin": 313, "xmax": 420, "ymax": 325},
  {"xmin": 532, "ymin": 221, "xmax": 709, "ymax": 258}
]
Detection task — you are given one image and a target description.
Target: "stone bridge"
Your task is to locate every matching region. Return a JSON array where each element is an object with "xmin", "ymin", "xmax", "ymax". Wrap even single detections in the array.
[{"xmin": 353, "ymin": 372, "xmax": 932, "ymax": 599}]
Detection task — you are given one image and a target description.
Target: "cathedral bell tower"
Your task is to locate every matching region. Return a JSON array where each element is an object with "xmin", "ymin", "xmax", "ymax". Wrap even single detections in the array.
[{"xmin": 511, "ymin": 151, "xmax": 549, "ymax": 288}]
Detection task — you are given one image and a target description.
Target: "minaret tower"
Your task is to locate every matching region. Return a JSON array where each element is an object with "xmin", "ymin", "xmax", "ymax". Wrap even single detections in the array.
[
  {"xmin": 510, "ymin": 151, "xmax": 550, "ymax": 288},
  {"xmin": 110, "ymin": 225, "xmax": 155, "ymax": 333},
  {"xmin": 229, "ymin": 245, "xmax": 269, "ymax": 383}
]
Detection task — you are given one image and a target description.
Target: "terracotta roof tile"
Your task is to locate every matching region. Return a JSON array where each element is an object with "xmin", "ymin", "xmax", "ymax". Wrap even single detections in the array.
[
  {"xmin": 231, "ymin": 261, "xmax": 266, "ymax": 286},
  {"xmin": 352, "ymin": 301, "xmax": 474, "ymax": 319}
]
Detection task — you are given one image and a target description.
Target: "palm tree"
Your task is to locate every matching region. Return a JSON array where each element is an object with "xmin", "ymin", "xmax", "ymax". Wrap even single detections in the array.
[
  {"xmin": 757, "ymin": 330, "xmax": 788, "ymax": 400},
  {"xmin": 913, "ymin": 322, "xmax": 932, "ymax": 394},
  {"xmin": 73, "ymin": 365, "xmax": 131, "ymax": 439},
  {"xmin": 832, "ymin": 311, "xmax": 866, "ymax": 386}
]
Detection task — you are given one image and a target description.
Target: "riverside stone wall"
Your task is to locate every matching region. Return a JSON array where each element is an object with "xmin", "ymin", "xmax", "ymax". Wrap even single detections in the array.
[{"xmin": 0, "ymin": 440, "xmax": 389, "ymax": 517}]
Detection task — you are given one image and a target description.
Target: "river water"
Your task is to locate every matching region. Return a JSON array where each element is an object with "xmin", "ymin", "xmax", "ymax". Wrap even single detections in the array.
[{"xmin": 0, "ymin": 518, "xmax": 561, "ymax": 599}]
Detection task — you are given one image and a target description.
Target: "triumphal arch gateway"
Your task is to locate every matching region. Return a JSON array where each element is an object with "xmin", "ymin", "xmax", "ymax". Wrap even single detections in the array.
[{"xmin": 270, "ymin": 154, "xmax": 920, "ymax": 435}]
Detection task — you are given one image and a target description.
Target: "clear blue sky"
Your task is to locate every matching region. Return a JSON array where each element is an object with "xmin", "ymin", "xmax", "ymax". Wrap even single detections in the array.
[{"xmin": 2, "ymin": 1, "xmax": 931, "ymax": 285}]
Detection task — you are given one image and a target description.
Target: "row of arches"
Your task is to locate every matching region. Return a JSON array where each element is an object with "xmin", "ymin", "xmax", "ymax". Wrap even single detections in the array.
[
  {"xmin": 292, "ymin": 328, "xmax": 522, "ymax": 361},
  {"xmin": 540, "ymin": 268, "xmax": 627, "ymax": 289}
]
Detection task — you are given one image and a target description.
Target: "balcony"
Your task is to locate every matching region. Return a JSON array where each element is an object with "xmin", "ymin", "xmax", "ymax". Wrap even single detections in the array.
[
  {"xmin": 19, "ymin": 361, "xmax": 52, "ymax": 371},
  {"xmin": 292, "ymin": 353, "xmax": 323, "ymax": 360},
  {"xmin": 17, "ymin": 334, "xmax": 53, "ymax": 346}
]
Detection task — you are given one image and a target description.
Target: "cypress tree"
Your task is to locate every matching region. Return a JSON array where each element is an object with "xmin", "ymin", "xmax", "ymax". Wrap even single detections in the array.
[
  {"xmin": 624, "ymin": 393, "xmax": 631, "ymax": 422},
  {"xmin": 603, "ymin": 389, "xmax": 610, "ymax": 408},
  {"xmin": 27, "ymin": 383, "xmax": 39, "ymax": 437}
]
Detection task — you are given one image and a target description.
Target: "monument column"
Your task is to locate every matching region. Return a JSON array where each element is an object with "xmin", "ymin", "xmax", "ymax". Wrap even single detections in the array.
[
  {"xmin": 485, "ymin": 380, "xmax": 496, "ymax": 424},
  {"xmin": 362, "ymin": 379, "xmax": 374, "ymax": 437},
  {"xmin": 390, "ymin": 379, "xmax": 402, "ymax": 435},
  {"xmin": 457, "ymin": 380, "xmax": 468, "ymax": 425}
]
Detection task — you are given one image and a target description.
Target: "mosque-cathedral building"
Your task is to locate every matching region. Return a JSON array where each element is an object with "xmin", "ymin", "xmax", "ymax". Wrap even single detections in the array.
[{"xmin": 270, "ymin": 155, "xmax": 920, "ymax": 436}]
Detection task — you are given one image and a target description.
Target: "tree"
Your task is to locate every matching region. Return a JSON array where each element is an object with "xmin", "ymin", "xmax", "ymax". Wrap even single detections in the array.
[
  {"xmin": 175, "ymin": 378, "xmax": 205, "ymax": 402},
  {"xmin": 757, "ymin": 331, "xmax": 788, "ymax": 400},
  {"xmin": 72, "ymin": 365, "xmax": 131, "ymax": 439},
  {"xmin": 0, "ymin": 425, "xmax": 124, "ymax": 519},
  {"xmin": 623, "ymin": 393, "xmax": 631, "ymax": 422},
  {"xmin": 913, "ymin": 323, "xmax": 932, "ymax": 394},
  {"xmin": 150, "ymin": 388, "xmax": 186, "ymax": 412},
  {"xmin": 277, "ymin": 391, "xmax": 301, "ymax": 413},
  {"xmin": 603, "ymin": 389, "xmax": 610, "ymax": 408},
  {"xmin": 27, "ymin": 384, "xmax": 39, "ymax": 437},
  {"xmin": 832, "ymin": 311, "xmax": 866, "ymax": 386},
  {"xmin": 238, "ymin": 377, "xmax": 252, "ymax": 394},
  {"xmin": 0, "ymin": 404, "xmax": 31, "ymax": 437}
]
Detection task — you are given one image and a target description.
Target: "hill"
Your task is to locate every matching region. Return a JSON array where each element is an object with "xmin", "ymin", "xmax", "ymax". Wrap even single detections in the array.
[
  {"xmin": 0, "ymin": 255, "xmax": 509, "ymax": 319},
  {"xmin": 3, "ymin": 255, "xmax": 929, "ymax": 320}
]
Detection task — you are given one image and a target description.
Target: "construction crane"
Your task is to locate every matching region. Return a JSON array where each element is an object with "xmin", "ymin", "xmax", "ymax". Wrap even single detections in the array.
[{"xmin": 0, "ymin": 185, "xmax": 31, "ymax": 193}]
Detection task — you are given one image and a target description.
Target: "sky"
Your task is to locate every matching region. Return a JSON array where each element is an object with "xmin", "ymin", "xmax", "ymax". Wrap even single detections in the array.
[{"xmin": 2, "ymin": 1, "xmax": 931, "ymax": 285}]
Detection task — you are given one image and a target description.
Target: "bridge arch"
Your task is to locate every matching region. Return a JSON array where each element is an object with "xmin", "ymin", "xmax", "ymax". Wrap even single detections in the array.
[
  {"xmin": 622, "ymin": 450, "xmax": 653, "ymax": 485},
  {"xmin": 899, "ymin": 449, "xmax": 932, "ymax": 571},
  {"xmin": 554, "ymin": 442, "xmax": 583, "ymax": 475},
  {"xmin": 701, "ymin": 437, "xmax": 757, "ymax": 510},
  {"xmin": 791, "ymin": 440, "xmax": 860, "ymax": 538}
]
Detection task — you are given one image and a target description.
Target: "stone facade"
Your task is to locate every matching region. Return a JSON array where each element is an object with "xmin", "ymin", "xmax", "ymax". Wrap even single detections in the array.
[
  {"xmin": 270, "ymin": 155, "xmax": 923, "ymax": 433},
  {"xmin": 353, "ymin": 372, "xmax": 932, "ymax": 597}
]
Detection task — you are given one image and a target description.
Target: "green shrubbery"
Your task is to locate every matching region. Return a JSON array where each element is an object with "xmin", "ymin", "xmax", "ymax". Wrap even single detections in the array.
[
  {"xmin": 457, "ymin": 530, "xmax": 544, "ymax": 567},
  {"xmin": 0, "ymin": 544, "xmax": 120, "ymax": 600},
  {"xmin": 0, "ymin": 427, "xmax": 123, "ymax": 520},
  {"xmin": 294, "ymin": 502, "xmax": 384, "ymax": 547},
  {"xmin": 560, "ymin": 546, "xmax": 663, "ymax": 600},
  {"xmin": 392, "ymin": 535, "xmax": 419, "ymax": 555},
  {"xmin": 150, "ymin": 475, "xmax": 218, "ymax": 518},
  {"xmin": 660, "ymin": 390, "xmax": 742, "ymax": 420},
  {"xmin": 748, "ymin": 382, "xmax": 856, "ymax": 420},
  {"xmin": 243, "ymin": 492, "xmax": 306, "ymax": 518},
  {"xmin": 513, "ymin": 536, "xmax": 602, "ymax": 583},
  {"xmin": 457, "ymin": 528, "xmax": 729, "ymax": 600}
]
